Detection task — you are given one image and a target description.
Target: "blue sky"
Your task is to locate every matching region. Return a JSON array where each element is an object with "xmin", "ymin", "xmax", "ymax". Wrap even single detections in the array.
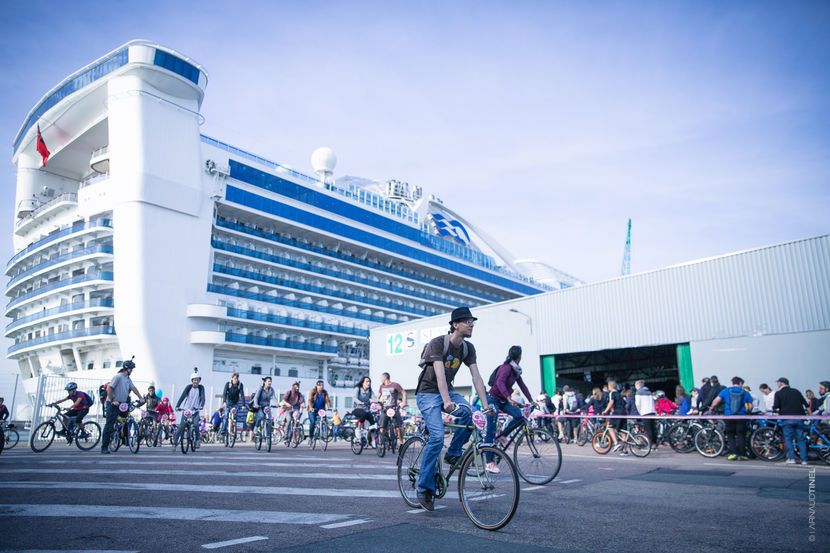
[{"xmin": 0, "ymin": 1, "xmax": 828, "ymax": 401}]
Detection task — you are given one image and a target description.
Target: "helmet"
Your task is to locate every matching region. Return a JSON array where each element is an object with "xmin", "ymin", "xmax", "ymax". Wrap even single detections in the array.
[
  {"xmin": 190, "ymin": 367, "xmax": 201, "ymax": 381},
  {"xmin": 655, "ymin": 390, "xmax": 666, "ymax": 399},
  {"xmin": 122, "ymin": 357, "xmax": 135, "ymax": 370},
  {"xmin": 65, "ymin": 382, "xmax": 78, "ymax": 392},
  {"xmin": 162, "ymin": 397, "xmax": 169, "ymax": 402}
]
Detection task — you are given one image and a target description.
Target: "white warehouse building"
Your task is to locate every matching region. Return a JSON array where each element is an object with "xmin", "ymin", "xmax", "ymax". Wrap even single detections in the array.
[{"xmin": 370, "ymin": 235, "xmax": 830, "ymax": 400}]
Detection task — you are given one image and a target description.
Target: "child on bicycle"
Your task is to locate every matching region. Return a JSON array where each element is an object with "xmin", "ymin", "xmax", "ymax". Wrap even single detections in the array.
[
  {"xmin": 483, "ymin": 346, "xmax": 535, "ymax": 473},
  {"xmin": 49, "ymin": 382, "xmax": 94, "ymax": 437}
]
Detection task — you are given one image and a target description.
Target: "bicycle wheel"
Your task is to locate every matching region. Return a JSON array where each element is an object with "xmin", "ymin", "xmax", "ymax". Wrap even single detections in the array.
[
  {"xmin": 458, "ymin": 445, "xmax": 520, "ymax": 531},
  {"xmin": 310, "ymin": 423, "xmax": 318, "ymax": 450},
  {"xmin": 292, "ymin": 424, "xmax": 303, "ymax": 448},
  {"xmin": 376, "ymin": 433, "xmax": 387, "ymax": 458},
  {"xmin": 628, "ymin": 433, "xmax": 652, "ymax": 457},
  {"xmin": 351, "ymin": 434, "xmax": 364, "ymax": 455},
  {"xmin": 109, "ymin": 423, "xmax": 122, "ymax": 452},
  {"xmin": 75, "ymin": 421, "xmax": 101, "ymax": 451},
  {"xmin": 140, "ymin": 421, "xmax": 153, "ymax": 447},
  {"xmin": 266, "ymin": 421, "xmax": 273, "ymax": 453},
  {"xmin": 667, "ymin": 422, "xmax": 695, "ymax": 453},
  {"xmin": 750, "ymin": 427, "xmax": 785, "ymax": 462},
  {"xmin": 127, "ymin": 419, "xmax": 140, "ymax": 454},
  {"xmin": 576, "ymin": 423, "xmax": 590, "ymax": 446},
  {"xmin": 512, "ymin": 428, "xmax": 561, "ymax": 485},
  {"xmin": 591, "ymin": 431, "xmax": 612, "ymax": 455},
  {"xmin": 30, "ymin": 421, "xmax": 56, "ymax": 453},
  {"xmin": 180, "ymin": 425, "xmax": 190, "ymax": 454},
  {"xmin": 5, "ymin": 428, "xmax": 20, "ymax": 449},
  {"xmin": 695, "ymin": 427, "xmax": 724, "ymax": 458},
  {"xmin": 397, "ymin": 436, "xmax": 425, "ymax": 508},
  {"xmin": 320, "ymin": 423, "xmax": 329, "ymax": 452},
  {"xmin": 254, "ymin": 426, "xmax": 263, "ymax": 451}
]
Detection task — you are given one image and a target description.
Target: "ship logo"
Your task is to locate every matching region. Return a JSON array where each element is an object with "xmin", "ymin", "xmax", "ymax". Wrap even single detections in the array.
[{"xmin": 430, "ymin": 213, "xmax": 471, "ymax": 245}]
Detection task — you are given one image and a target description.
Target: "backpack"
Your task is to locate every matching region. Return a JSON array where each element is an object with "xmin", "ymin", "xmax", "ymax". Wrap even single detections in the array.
[
  {"xmin": 76, "ymin": 391, "xmax": 93, "ymax": 408},
  {"xmin": 487, "ymin": 365, "xmax": 501, "ymax": 387},
  {"xmin": 728, "ymin": 387, "xmax": 745, "ymax": 415},
  {"xmin": 98, "ymin": 383, "xmax": 109, "ymax": 404},
  {"xmin": 416, "ymin": 334, "xmax": 468, "ymax": 393}
]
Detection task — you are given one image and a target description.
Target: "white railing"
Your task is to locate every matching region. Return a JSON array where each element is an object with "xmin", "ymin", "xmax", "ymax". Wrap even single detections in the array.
[
  {"xmin": 14, "ymin": 193, "xmax": 78, "ymax": 229},
  {"xmin": 81, "ymin": 172, "xmax": 109, "ymax": 188}
]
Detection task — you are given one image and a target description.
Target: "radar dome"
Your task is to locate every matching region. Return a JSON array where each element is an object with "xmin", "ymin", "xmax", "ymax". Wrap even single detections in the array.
[{"xmin": 311, "ymin": 147, "xmax": 337, "ymax": 175}]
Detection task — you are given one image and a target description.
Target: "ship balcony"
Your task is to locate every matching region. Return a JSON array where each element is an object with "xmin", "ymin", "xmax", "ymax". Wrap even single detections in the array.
[
  {"xmin": 7, "ymin": 325, "xmax": 116, "ymax": 356},
  {"xmin": 80, "ymin": 172, "xmax": 110, "ymax": 189},
  {"xmin": 190, "ymin": 329, "xmax": 337, "ymax": 359},
  {"xmin": 5, "ymin": 271, "xmax": 114, "ymax": 316},
  {"xmin": 6, "ymin": 219, "xmax": 113, "ymax": 276},
  {"xmin": 6, "ymin": 244, "xmax": 114, "ymax": 293},
  {"xmin": 15, "ymin": 193, "xmax": 79, "ymax": 236},
  {"xmin": 90, "ymin": 146, "xmax": 109, "ymax": 174},
  {"xmin": 5, "ymin": 298, "xmax": 114, "ymax": 337}
]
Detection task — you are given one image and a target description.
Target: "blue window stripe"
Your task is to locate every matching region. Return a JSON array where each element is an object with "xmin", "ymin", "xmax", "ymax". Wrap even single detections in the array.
[
  {"xmin": 228, "ymin": 161, "xmax": 505, "ymax": 271},
  {"xmin": 14, "ymin": 50, "xmax": 129, "ymax": 152},
  {"xmin": 224, "ymin": 185, "xmax": 543, "ymax": 296},
  {"xmin": 153, "ymin": 50, "xmax": 199, "ymax": 85}
]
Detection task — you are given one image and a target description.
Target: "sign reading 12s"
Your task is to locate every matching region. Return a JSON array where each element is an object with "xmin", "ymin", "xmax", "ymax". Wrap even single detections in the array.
[{"xmin": 386, "ymin": 331, "xmax": 416, "ymax": 356}]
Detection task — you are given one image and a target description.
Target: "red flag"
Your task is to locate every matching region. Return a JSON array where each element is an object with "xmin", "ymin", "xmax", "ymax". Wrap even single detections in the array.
[{"xmin": 36, "ymin": 125, "xmax": 50, "ymax": 167}]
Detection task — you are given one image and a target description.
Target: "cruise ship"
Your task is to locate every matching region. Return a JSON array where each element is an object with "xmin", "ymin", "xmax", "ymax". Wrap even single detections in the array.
[{"xmin": 7, "ymin": 40, "xmax": 580, "ymax": 412}]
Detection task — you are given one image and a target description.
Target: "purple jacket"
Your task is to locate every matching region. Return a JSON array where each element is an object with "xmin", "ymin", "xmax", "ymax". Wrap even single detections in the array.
[{"xmin": 489, "ymin": 362, "xmax": 532, "ymax": 403}]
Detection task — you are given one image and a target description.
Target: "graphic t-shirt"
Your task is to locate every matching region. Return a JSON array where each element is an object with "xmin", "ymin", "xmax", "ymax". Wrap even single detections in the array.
[
  {"xmin": 378, "ymin": 382, "xmax": 405, "ymax": 407},
  {"xmin": 417, "ymin": 336, "xmax": 477, "ymax": 394}
]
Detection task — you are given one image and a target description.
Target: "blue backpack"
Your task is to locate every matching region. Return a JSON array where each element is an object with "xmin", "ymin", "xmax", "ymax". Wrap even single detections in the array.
[{"xmin": 728, "ymin": 388, "xmax": 745, "ymax": 415}]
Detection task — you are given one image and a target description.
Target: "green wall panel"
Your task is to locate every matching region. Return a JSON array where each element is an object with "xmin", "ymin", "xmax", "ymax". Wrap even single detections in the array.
[
  {"xmin": 676, "ymin": 343, "xmax": 694, "ymax": 392},
  {"xmin": 541, "ymin": 355, "xmax": 556, "ymax": 395}
]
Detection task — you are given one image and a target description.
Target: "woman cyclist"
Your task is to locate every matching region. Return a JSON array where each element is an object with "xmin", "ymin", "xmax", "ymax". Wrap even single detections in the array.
[
  {"xmin": 483, "ymin": 346, "xmax": 535, "ymax": 473},
  {"xmin": 352, "ymin": 376, "xmax": 377, "ymax": 448}
]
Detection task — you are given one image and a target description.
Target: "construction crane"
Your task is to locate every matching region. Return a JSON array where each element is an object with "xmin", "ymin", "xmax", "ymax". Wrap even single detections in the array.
[{"xmin": 620, "ymin": 218, "xmax": 632, "ymax": 276}]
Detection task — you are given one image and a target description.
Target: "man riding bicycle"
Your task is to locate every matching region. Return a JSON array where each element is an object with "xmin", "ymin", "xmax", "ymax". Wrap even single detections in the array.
[
  {"xmin": 221, "ymin": 372, "xmax": 245, "ymax": 436},
  {"xmin": 279, "ymin": 380, "xmax": 304, "ymax": 442},
  {"xmin": 173, "ymin": 369, "xmax": 206, "ymax": 445},
  {"xmin": 101, "ymin": 358, "xmax": 143, "ymax": 454},
  {"xmin": 484, "ymin": 346, "xmax": 535, "ymax": 473},
  {"xmin": 49, "ymin": 382, "xmax": 94, "ymax": 437},
  {"xmin": 378, "ymin": 372, "xmax": 407, "ymax": 446},
  {"xmin": 307, "ymin": 380, "xmax": 332, "ymax": 443},
  {"xmin": 415, "ymin": 307, "xmax": 491, "ymax": 511}
]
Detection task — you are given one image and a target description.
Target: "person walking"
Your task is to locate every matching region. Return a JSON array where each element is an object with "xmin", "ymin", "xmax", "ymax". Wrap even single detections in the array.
[{"xmin": 772, "ymin": 377, "xmax": 809, "ymax": 465}]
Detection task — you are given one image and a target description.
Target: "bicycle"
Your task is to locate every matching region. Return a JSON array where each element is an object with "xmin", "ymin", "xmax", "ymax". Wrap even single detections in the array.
[
  {"xmin": 174, "ymin": 409, "xmax": 200, "ymax": 454},
  {"xmin": 107, "ymin": 401, "xmax": 142, "ymax": 454},
  {"xmin": 1, "ymin": 421, "xmax": 19, "ymax": 450},
  {"xmin": 284, "ymin": 409, "xmax": 304, "ymax": 448},
  {"xmin": 350, "ymin": 412, "xmax": 378, "ymax": 455},
  {"xmin": 752, "ymin": 419, "xmax": 830, "ymax": 463},
  {"xmin": 138, "ymin": 410, "xmax": 159, "ymax": 447},
  {"xmin": 494, "ymin": 404, "xmax": 562, "ymax": 485},
  {"xmin": 224, "ymin": 405, "xmax": 241, "ymax": 448},
  {"xmin": 254, "ymin": 405, "xmax": 275, "ymax": 452},
  {"xmin": 310, "ymin": 409, "xmax": 332, "ymax": 452},
  {"xmin": 31, "ymin": 405, "xmax": 102, "ymax": 453},
  {"xmin": 376, "ymin": 406, "xmax": 401, "ymax": 458},
  {"xmin": 591, "ymin": 419, "xmax": 651, "ymax": 457},
  {"xmin": 397, "ymin": 407, "xmax": 520, "ymax": 531},
  {"xmin": 693, "ymin": 419, "xmax": 725, "ymax": 458},
  {"xmin": 575, "ymin": 415, "xmax": 599, "ymax": 446}
]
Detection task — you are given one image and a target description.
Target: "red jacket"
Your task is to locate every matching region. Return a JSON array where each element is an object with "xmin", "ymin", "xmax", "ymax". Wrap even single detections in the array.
[{"xmin": 655, "ymin": 397, "xmax": 677, "ymax": 415}]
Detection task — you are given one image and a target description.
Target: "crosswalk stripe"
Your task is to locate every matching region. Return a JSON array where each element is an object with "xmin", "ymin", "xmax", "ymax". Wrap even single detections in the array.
[
  {"xmin": 0, "ymin": 481, "xmax": 403, "ymax": 498},
  {"xmin": 406, "ymin": 505, "xmax": 447, "ymax": 513},
  {"xmin": 0, "ymin": 504, "xmax": 349, "ymax": 524},
  {"xmin": 319, "ymin": 519, "xmax": 370, "ymax": 529},
  {"xmin": 559, "ymin": 479, "xmax": 581, "ymax": 484},
  {"xmin": 201, "ymin": 536, "xmax": 268, "ymax": 549},
  {"xmin": 28, "ymin": 459, "xmax": 396, "ymax": 470},
  {"xmin": 3, "ymin": 468, "xmax": 396, "ymax": 481}
]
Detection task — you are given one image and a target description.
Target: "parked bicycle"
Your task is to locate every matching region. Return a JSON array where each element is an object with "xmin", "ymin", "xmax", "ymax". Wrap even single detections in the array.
[
  {"xmin": 30, "ymin": 405, "xmax": 101, "ymax": 453},
  {"xmin": 397, "ymin": 407, "xmax": 520, "ymax": 531},
  {"xmin": 591, "ymin": 419, "xmax": 652, "ymax": 457}
]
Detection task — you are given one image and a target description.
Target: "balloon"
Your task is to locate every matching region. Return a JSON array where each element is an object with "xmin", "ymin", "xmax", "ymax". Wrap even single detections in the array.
[{"xmin": 155, "ymin": 389, "xmax": 163, "ymax": 399}]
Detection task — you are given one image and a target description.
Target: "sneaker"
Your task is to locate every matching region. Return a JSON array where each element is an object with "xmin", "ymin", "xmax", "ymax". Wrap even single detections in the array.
[
  {"xmin": 485, "ymin": 461, "xmax": 501, "ymax": 474},
  {"xmin": 612, "ymin": 443, "xmax": 622, "ymax": 452},
  {"xmin": 738, "ymin": 456, "xmax": 750, "ymax": 461},
  {"xmin": 801, "ymin": 461, "xmax": 809, "ymax": 466},
  {"xmin": 619, "ymin": 451, "xmax": 630, "ymax": 457},
  {"xmin": 727, "ymin": 454, "xmax": 738, "ymax": 461},
  {"xmin": 444, "ymin": 453, "xmax": 460, "ymax": 466},
  {"xmin": 785, "ymin": 459, "xmax": 797, "ymax": 464},
  {"xmin": 416, "ymin": 490, "xmax": 434, "ymax": 512},
  {"xmin": 100, "ymin": 448, "xmax": 110, "ymax": 455}
]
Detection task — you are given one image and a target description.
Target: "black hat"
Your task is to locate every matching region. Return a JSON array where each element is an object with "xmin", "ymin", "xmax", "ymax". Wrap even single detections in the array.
[{"xmin": 450, "ymin": 306, "xmax": 477, "ymax": 323}]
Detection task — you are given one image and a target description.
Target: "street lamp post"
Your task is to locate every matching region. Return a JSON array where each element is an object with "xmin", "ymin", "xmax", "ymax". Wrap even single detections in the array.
[{"xmin": 509, "ymin": 308, "xmax": 533, "ymax": 335}]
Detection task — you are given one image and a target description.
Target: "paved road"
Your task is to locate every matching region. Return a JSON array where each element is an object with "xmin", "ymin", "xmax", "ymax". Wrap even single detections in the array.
[{"xmin": 0, "ymin": 438, "xmax": 827, "ymax": 552}]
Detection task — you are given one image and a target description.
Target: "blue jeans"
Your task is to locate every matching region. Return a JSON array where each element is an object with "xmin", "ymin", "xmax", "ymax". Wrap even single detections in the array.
[
  {"xmin": 416, "ymin": 392, "xmax": 471, "ymax": 494},
  {"xmin": 781, "ymin": 420, "xmax": 807, "ymax": 461},
  {"xmin": 254, "ymin": 408, "xmax": 271, "ymax": 435},
  {"xmin": 484, "ymin": 396, "xmax": 524, "ymax": 461},
  {"xmin": 308, "ymin": 409, "xmax": 321, "ymax": 440},
  {"xmin": 221, "ymin": 401, "xmax": 240, "ymax": 434}
]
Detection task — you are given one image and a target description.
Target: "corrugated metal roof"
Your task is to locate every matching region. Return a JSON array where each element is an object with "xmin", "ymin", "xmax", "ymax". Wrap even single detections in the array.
[{"xmin": 535, "ymin": 235, "xmax": 830, "ymax": 354}]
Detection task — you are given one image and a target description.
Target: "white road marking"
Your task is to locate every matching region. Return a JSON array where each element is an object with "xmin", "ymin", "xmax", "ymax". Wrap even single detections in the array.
[
  {"xmin": 522, "ymin": 486, "xmax": 545, "ymax": 491},
  {"xmin": 28, "ymin": 458, "xmax": 396, "ymax": 471},
  {"xmin": 466, "ymin": 493, "xmax": 505, "ymax": 502},
  {"xmin": 559, "ymin": 479, "xmax": 581, "ymax": 484},
  {"xmin": 0, "ymin": 504, "xmax": 348, "ymax": 525},
  {"xmin": 202, "ymin": 536, "xmax": 268, "ymax": 549},
  {"xmin": 320, "ymin": 519, "xmax": 370, "ymax": 529},
  {"xmin": 0, "ymin": 481, "xmax": 402, "ymax": 498},
  {"xmin": 3, "ymin": 468, "xmax": 395, "ymax": 481},
  {"xmin": 407, "ymin": 505, "xmax": 447, "ymax": 513}
]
